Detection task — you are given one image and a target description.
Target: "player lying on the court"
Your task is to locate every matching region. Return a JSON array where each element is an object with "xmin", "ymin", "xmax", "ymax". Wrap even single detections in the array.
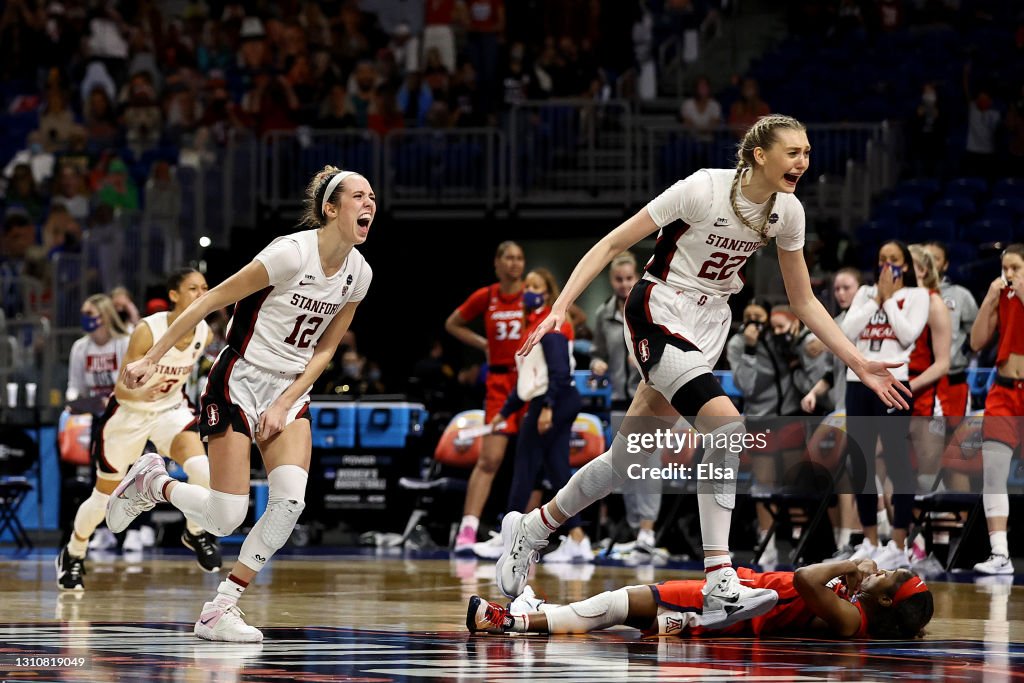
[{"xmin": 468, "ymin": 558, "xmax": 933, "ymax": 640}]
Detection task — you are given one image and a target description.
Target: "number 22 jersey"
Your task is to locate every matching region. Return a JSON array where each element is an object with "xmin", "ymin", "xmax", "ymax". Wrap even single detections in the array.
[
  {"xmin": 228, "ymin": 229, "xmax": 373, "ymax": 375},
  {"xmin": 644, "ymin": 168, "xmax": 806, "ymax": 296}
]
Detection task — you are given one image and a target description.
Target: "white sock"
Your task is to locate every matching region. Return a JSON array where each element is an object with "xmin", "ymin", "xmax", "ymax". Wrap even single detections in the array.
[
  {"xmin": 703, "ymin": 555, "xmax": 732, "ymax": 592},
  {"xmin": 637, "ymin": 528, "xmax": 655, "ymax": 547},
  {"xmin": 990, "ymin": 530, "xmax": 1009, "ymax": 558},
  {"xmin": 835, "ymin": 527, "xmax": 855, "ymax": 548},
  {"xmin": 214, "ymin": 576, "xmax": 246, "ymax": 607},
  {"xmin": 69, "ymin": 489, "xmax": 110, "ymax": 558},
  {"xmin": 460, "ymin": 515, "xmax": 479, "ymax": 533},
  {"xmin": 523, "ymin": 505, "xmax": 560, "ymax": 540}
]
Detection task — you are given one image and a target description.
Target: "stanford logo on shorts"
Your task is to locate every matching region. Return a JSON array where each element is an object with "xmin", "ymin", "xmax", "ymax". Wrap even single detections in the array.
[
  {"xmin": 638, "ymin": 339, "xmax": 650, "ymax": 363},
  {"xmin": 206, "ymin": 404, "xmax": 220, "ymax": 426}
]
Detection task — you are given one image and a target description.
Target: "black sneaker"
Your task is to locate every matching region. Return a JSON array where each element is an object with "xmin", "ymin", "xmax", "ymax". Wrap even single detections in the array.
[
  {"xmin": 55, "ymin": 546, "xmax": 86, "ymax": 591},
  {"xmin": 182, "ymin": 529, "xmax": 222, "ymax": 573}
]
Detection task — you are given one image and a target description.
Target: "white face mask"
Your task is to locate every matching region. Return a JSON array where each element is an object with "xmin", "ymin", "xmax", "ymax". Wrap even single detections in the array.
[{"xmin": 922, "ymin": 92, "xmax": 937, "ymax": 106}]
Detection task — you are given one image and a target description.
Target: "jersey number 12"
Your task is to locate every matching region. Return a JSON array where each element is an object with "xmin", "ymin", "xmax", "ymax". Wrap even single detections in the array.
[{"xmin": 284, "ymin": 315, "xmax": 324, "ymax": 348}]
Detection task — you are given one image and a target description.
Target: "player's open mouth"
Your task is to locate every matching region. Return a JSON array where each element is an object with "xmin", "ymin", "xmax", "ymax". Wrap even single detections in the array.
[
  {"xmin": 357, "ymin": 215, "xmax": 372, "ymax": 229},
  {"xmin": 783, "ymin": 173, "xmax": 801, "ymax": 185}
]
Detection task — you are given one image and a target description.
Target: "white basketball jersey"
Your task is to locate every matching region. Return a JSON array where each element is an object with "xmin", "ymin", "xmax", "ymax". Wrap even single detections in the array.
[
  {"xmin": 644, "ymin": 168, "xmax": 806, "ymax": 296},
  {"xmin": 228, "ymin": 230, "xmax": 372, "ymax": 375},
  {"xmin": 66, "ymin": 334, "xmax": 130, "ymax": 400},
  {"xmin": 120, "ymin": 312, "xmax": 209, "ymax": 411}
]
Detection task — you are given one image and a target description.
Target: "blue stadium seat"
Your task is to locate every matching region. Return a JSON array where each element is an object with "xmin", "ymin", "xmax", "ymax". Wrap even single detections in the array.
[
  {"xmin": 875, "ymin": 197, "xmax": 925, "ymax": 224},
  {"xmin": 893, "ymin": 178, "xmax": 941, "ymax": 203},
  {"xmin": 984, "ymin": 198, "xmax": 1024, "ymax": 224},
  {"xmin": 945, "ymin": 177, "xmax": 988, "ymax": 201},
  {"xmin": 992, "ymin": 177, "xmax": 1024, "ymax": 200},
  {"xmin": 929, "ymin": 196, "xmax": 976, "ymax": 224},
  {"xmin": 910, "ymin": 218, "xmax": 955, "ymax": 244},
  {"xmin": 963, "ymin": 219, "xmax": 1014, "ymax": 246}
]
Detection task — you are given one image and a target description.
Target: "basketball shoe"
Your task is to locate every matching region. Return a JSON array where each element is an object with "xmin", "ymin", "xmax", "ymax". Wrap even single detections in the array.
[
  {"xmin": 55, "ymin": 546, "xmax": 85, "ymax": 591},
  {"xmin": 466, "ymin": 595, "xmax": 513, "ymax": 634},
  {"xmin": 700, "ymin": 567, "xmax": 778, "ymax": 630},
  {"xmin": 106, "ymin": 453, "xmax": 167, "ymax": 533},
  {"xmin": 194, "ymin": 601, "xmax": 263, "ymax": 642},
  {"xmin": 496, "ymin": 511, "xmax": 547, "ymax": 598},
  {"xmin": 182, "ymin": 528, "xmax": 223, "ymax": 573},
  {"xmin": 974, "ymin": 554, "xmax": 1014, "ymax": 575}
]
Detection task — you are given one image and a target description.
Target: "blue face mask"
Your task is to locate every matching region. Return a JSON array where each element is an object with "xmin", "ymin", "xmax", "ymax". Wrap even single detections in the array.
[
  {"xmin": 522, "ymin": 290, "xmax": 545, "ymax": 310},
  {"xmin": 81, "ymin": 314, "xmax": 102, "ymax": 332}
]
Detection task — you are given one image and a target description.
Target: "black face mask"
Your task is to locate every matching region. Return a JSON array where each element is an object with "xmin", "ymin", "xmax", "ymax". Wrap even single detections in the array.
[
  {"xmin": 118, "ymin": 309, "xmax": 131, "ymax": 324},
  {"xmin": 772, "ymin": 331, "xmax": 794, "ymax": 346}
]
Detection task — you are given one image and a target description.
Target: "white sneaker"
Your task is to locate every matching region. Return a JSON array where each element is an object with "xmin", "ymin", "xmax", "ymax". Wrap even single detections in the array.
[
  {"xmin": 974, "ymin": 554, "xmax": 1014, "ymax": 575},
  {"xmin": 123, "ymin": 529, "xmax": 144, "ymax": 552},
  {"xmin": 88, "ymin": 527, "xmax": 117, "ymax": 551},
  {"xmin": 757, "ymin": 542, "xmax": 779, "ymax": 568},
  {"xmin": 874, "ymin": 540, "xmax": 910, "ymax": 570},
  {"xmin": 106, "ymin": 453, "xmax": 167, "ymax": 533},
  {"xmin": 848, "ymin": 539, "xmax": 878, "ymax": 562},
  {"xmin": 472, "ymin": 532, "xmax": 504, "ymax": 560},
  {"xmin": 495, "ymin": 511, "xmax": 548, "ymax": 598},
  {"xmin": 139, "ymin": 525, "xmax": 156, "ymax": 548},
  {"xmin": 542, "ymin": 535, "xmax": 593, "ymax": 564},
  {"xmin": 701, "ymin": 567, "xmax": 778, "ymax": 630},
  {"xmin": 194, "ymin": 601, "xmax": 264, "ymax": 642}
]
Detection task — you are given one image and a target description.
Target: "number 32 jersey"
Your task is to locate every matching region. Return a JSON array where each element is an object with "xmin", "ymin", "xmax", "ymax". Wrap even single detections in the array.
[
  {"xmin": 644, "ymin": 168, "xmax": 806, "ymax": 296},
  {"xmin": 228, "ymin": 229, "xmax": 372, "ymax": 375}
]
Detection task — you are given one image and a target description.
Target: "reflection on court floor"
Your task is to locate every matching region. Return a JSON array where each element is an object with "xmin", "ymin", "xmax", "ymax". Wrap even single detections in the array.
[{"xmin": 1, "ymin": 549, "xmax": 1023, "ymax": 682}]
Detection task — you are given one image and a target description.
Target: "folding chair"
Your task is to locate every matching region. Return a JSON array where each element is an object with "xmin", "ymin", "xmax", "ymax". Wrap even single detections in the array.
[{"xmin": 0, "ymin": 427, "xmax": 38, "ymax": 550}]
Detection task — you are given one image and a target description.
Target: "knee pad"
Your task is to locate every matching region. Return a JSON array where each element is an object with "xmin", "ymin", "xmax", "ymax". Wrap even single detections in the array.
[
  {"xmin": 698, "ymin": 421, "xmax": 744, "ymax": 510},
  {"xmin": 982, "ymin": 441, "xmax": 1013, "ymax": 495},
  {"xmin": 206, "ymin": 490, "xmax": 249, "ymax": 537},
  {"xmin": 570, "ymin": 589, "xmax": 630, "ymax": 624},
  {"xmin": 182, "ymin": 455, "xmax": 210, "ymax": 489},
  {"xmin": 261, "ymin": 465, "xmax": 309, "ymax": 549}
]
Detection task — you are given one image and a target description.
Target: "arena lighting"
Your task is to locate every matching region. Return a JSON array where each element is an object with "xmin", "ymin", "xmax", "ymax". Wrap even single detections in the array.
[{"xmin": 199, "ymin": 236, "xmax": 212, "ymax": 248}]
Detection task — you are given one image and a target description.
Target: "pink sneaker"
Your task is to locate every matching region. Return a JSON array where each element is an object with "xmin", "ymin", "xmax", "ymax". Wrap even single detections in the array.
[
  {"xmin": 454, "ymin": 525, "xmax": 477, "ymax": 555},
  {"xmin": 105, "ymin": 453, "xmax": 167, "ymax": 533}
]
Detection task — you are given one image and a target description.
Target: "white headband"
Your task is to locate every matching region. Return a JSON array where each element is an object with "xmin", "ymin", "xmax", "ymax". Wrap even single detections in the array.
[{"xmin": 321, "ymin": 171, "xmax": 357, "ymax": 217}]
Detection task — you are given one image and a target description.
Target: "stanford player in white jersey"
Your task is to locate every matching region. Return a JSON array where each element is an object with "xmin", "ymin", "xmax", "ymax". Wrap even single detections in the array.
[
  {"xmin": 109, "ymin": 166, "xmax": 375, "ymax": 643},
  {"xmin": 57, "ymin": 269, "xmax": 218, "ymax": 591},
  {"xmin": 497, "ymin": 115, "xmax": 912, "ymax": 629}
]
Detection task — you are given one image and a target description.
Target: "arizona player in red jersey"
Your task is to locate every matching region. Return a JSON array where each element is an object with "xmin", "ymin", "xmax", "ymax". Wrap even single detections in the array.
[
  {"xmin": 446, "ymin": 241, "xmax": 527, "ymax": 554},
  {"xmin": 468, "ymin": 558, "xmax": 933, "ymax": 640},
  {"xmin": 969, "ymin": 243, "xmax": 1024, "ymax": 575}
]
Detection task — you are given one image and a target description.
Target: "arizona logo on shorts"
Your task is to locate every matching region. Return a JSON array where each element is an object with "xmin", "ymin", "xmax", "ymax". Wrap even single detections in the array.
[
  {"xmin": 638, "ymin": 339, "xmax": 651, "ymax": 363},
  {"xmin": 206, "ymin": 404, "xmax": 220, "ymax": 427},
  {"xmin": 665, "ymin": 616, "xmax": 682, "ymax": 634}
]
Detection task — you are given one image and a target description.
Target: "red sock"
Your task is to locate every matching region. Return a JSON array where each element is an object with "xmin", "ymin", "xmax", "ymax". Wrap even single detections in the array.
[{"xmin": 228, "ymin": 573, "xmax": 249, "ymax": 589}]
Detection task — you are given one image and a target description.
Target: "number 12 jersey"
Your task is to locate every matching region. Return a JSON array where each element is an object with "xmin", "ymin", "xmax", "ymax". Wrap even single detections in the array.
[{"xmin": 228, "ymin": 229, "xmax": 373, "ymax": 375}]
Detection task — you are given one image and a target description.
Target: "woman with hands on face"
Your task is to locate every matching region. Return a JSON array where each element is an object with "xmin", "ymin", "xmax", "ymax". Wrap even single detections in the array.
[{"xmin": 968, "ymin": 244, "xmax": 1024, "ymax": 575}]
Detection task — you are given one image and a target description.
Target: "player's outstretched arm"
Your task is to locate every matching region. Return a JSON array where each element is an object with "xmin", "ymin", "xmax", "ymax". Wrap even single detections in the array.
[
  {"xmin": 122, "ymin": 261, "xmax": 271, "ymax": 388},
  {"xmin": 777, "ymin": 247, "xmax": 910, "ymax": 410},
  {"xmin": 519, "ymin": 209, "xmax": 660, "ymax": 355},
  {"xmin": 113, "ymin": 322, "xmax": 163, "ymax": 402}
]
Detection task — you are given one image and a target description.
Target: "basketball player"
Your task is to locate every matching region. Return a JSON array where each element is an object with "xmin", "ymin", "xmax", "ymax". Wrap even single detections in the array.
[
  {"xmin": 468, "ymin": 558, "xmax": 933, "ymax": 640},
  {"xmin": 498, "ymin": 115, "xmax": 911, "ymax": 629},
  {"xmin": 446, "ymin": 241, "xmax": 526, "ymax": 554},
  {"xmin": 57, "ymin": 270, "xmax": 217, "ymax": 591},
  {"xmin": 969, "ymin": 244, "xmax": 1024, "ymax": 574},
  {"xmin": 108, "ymin": 166, "xmax": 374, "ymax": 642}
]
